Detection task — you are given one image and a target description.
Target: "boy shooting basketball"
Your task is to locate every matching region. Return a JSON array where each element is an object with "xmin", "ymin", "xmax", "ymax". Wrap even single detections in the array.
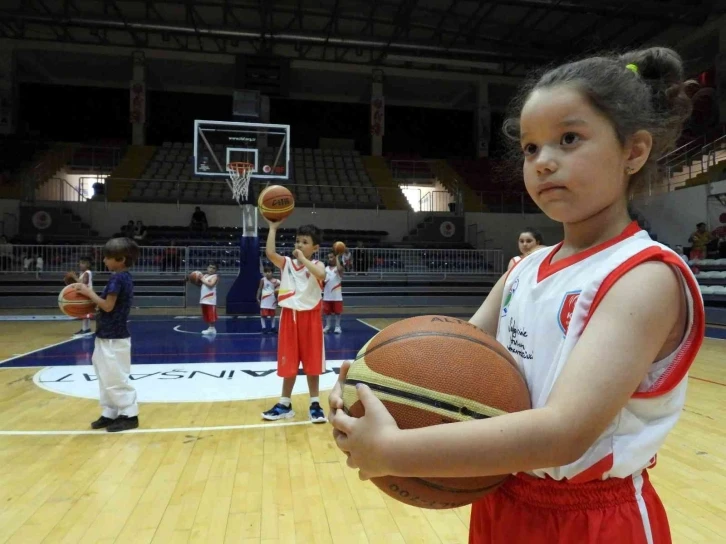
[
  {"xmin": 200, "ymin": 263, "xmax": 219, "ymax": 336},
  {"xmin": 261, "ymin": 219, "xmax": 327, "ymax": 423},
  {"xmin": 74, "ymin": 238, "xmax": 140, "ymax": 432},
  {"xmin": 257, "ymin": 265, "xmax": 280, "ymax": 333},
  {"xmin": 68, "ymin": 257, "xmax": 94, "ymax": 336},
  {"xmin": 323, "ymin": 252, "xmax": 344, "ymax": 333}
]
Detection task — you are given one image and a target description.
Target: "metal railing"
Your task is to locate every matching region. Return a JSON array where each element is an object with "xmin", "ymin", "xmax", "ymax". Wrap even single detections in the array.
[
  {"xmin": 419, "ymin": 190, "xmax": 454, "ymax": 213},
  {"xmin": 0, "ymin": 244, "xmax": 504, "ymax": 277}
]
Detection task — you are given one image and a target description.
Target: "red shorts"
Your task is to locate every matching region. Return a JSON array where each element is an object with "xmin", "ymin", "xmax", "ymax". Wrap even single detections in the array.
[
  {"xmin": 469, "ymin": 471, "xmax": 670, "ymax": 544},
  {"xmin": 201, "ymin": 304, "xmax": 217, "ymax": 324},
  {"xmin": 323, "ymin": 300, "xmax": 344, "ymax": 315},
  {"xmin": 277, "ymin": 304, "xmax": 325, "ymax": 378},
  {"xmin": 260, "ymin": 308, "xmax": 276, "ymax": 317}
]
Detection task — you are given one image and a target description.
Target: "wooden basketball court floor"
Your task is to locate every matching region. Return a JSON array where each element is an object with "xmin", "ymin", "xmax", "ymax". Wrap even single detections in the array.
[{"xmin": 0, "ymin": 309, "xmax": 725, "ymax": 544}]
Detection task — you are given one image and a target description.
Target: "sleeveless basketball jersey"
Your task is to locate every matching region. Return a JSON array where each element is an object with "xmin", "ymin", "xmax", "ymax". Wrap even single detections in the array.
[
  {"xmin": 498, "ymin": 222, "xmax": 704, "ymax": 482},
  {"xmin": 260, "ymin": 277, "xmax": 280, "ymax": 310},
  {"xmin": 323, "ymin": 266, "xmax": 343, "ymax": 301},
  {"xmin": 80, "ymin": 270, "xmax": 93, "ymax": 289},
  {"xmin": 200, "ymin": 274, "xmax": 218, "ymax": 306},
  {"xmin": 278, "ymin": 257, "xmax": 323, "ymax": 311}
]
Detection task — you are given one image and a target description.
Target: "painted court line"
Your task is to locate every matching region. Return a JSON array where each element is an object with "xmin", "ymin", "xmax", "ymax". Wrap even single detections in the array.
[
  {"xmin": 357, "ymin": 318, "xmax": 381, "ymax": 332},
  {"xmin": 172, "ymin": 325, "xmax": 260, "ymax": 336},
  {"xmin": 0, "ymin": 420, "xmax": 316, "ymax": 436},
  {"xmin": 0, "ymin": 337, "xmax": 81, "ymax": 366}
]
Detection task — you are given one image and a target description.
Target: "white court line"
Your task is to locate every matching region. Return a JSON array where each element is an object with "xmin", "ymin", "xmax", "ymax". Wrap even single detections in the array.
[
  {"xmin": 172, "ymin": 325, "xmax": 261, "ymax": 336},
  {"xmin": 356, "ymin": 318, "xmax": 381, "ymax": 332},
  {"xmin": 0, "ymin": 336, "xmax": 81, "ymax": 366},
  {"xmin": 0, "ymin": 420, "xmax": 316, "ymax": 436}
]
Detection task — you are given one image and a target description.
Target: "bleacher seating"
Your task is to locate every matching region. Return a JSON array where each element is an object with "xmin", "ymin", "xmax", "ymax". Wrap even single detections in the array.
[
  {"xmin": 112, "ymin": 224, "xmax": 389, "ymax": 248},
  {"xmin": 128, "ymin": 143, "xmax": 382, "ymax": 208},
  {"xmin": 694, "ymin": 259, "xmax": 726, "ymax": 301}
]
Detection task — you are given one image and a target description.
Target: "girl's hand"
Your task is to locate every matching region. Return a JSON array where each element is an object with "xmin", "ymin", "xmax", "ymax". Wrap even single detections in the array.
[
  {"xmin": 72, "ymin": 283, "xmax": 91, "ymax": 295},
  {"xmin": 330, "ymin": 382, "xmax": 401, "ymax": 480},
  {"xmin": 264, "ymin": 216, "xmax": 285, "ymax": 229},
  {"xmin": 292, "ymin": 249, "xmax": 303, "ymax": 261},
  {"xmin": 328, "ymin": 361, "xmax": 350, "ymax": 416}
]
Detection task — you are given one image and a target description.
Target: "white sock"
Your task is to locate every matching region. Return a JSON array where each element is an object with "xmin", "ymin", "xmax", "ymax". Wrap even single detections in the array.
[
  {"xmin": 82, "ymin": 318, "xmax": 90, "ymax": 331},
  {"xmin": 334, "ymin": 315, "xmax": 341, "ymax": 328},
  {"xmin": 325, "ymin": 316, "xmax": 331, "ymax": 328},
  {"xmin": 268, "ymin": 316, "xmax": 274, "ymax": 328},
  {"xmin": 260, "ymin": 317, "xmax": 266, "ymax": 329},
  {"xmin": 209, "ymin": 325, "xmax": 216, "ymax": 331},
  {"xmin": 310, "ymin": 396, "xmax": 320, "ymax": 405},
  {"xmin": 279, "ymin": 397, "xmax": 291, "ymax": 407}
]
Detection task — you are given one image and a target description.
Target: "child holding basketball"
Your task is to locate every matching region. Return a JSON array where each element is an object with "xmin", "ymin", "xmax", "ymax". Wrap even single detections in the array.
[
  {"xmin": 68, "ymin": 257, "xmax": 94, "ymax": 336},
  {"xmin": 323, "ymin": 252, "xmax": 344, "ymax": 333},
  {"xmin": 200, "ymin": 263, "xmax": 219, "ymax": 336},
  {"xmin": 74, "ymin": 237, "xmax": 140, "ymax": 432},
  {"xmin": 507, "ymin": 227, "xmax": 545, "ymax": 270},
  {"xmin": 330, "ymin": 47, "xmax": 704, "ymax": 543},
  {"xmin": 261, "ymin": 218, "xmax": 327, "ymax": 423},
  {"xmin": 257, "ymin": 265, "xmax": 280, "ymax": 333}
]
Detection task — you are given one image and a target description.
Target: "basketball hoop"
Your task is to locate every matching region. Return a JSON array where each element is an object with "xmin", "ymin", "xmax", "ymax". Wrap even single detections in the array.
[{"xmin": 227, "ymin": 162, "xmax": 254, "ymax": 203}]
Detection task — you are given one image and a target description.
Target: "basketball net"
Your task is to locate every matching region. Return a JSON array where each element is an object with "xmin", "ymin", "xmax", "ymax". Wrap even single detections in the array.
[{"xmin": 227, "ymin": 162, "xmax": 254, "ymax": 204}]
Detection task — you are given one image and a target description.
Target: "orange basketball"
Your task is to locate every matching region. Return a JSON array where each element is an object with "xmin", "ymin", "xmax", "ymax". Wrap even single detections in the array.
[
  {"xmin": 188, "ymin": 271, "xmax": 203, "ymax": 285},
  {"xmin": 258, "ymin": 185, "xmax": 295, "ymax": 222},
  {"xmin": 58, "ymin": 285, "xmax": 96, "ymax": 319},
  {"xmin": 342, "ymin": 315, "xmax": 531, "ymax": 509},
  {"xmin": 333, "ymin": 241, "xmax": 346, "ymax": 255}
]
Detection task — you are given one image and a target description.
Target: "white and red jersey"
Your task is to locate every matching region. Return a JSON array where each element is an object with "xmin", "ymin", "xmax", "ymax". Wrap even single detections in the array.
[
  {"xmin": 498, "ymin": 221, "xmax": 704, "ymax": 482},
  {"xmin": 260, "ymin": 277, "xmax": 280, "ymax": 310},
  {"xmin": 278, "ymin": 257, "xmax": 323, "ymax": 311},
  {"xmin": 79, "ymin": 270, "xmax": 93, "ymax": 289},
  {"xmin": 323, "ymin": 266, "xmax": 343, "ymax": 301},
  {"xmin": 200, "ymin": 274, "xmax": 218, "ymax": 306}
]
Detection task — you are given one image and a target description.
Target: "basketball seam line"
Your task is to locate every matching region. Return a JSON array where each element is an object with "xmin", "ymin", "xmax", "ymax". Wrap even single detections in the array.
[
  {"xmin": 344, "ymin": 379, "xmax": 491, "ymax": 420},
  {"xmin": 356, "ymin": 329, "xmax": 522, "ymax": 374},
  {"xmin": 408, "ymin": 477, "xmax": 503, "ymax": 494}
]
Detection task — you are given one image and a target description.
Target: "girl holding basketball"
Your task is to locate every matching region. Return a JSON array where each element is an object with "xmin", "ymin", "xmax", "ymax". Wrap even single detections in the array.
[
  {"xmin": 507, "ymin": 227, "xmax": 545, "ymax": 270},
  {"xmin": 330, "ymin": 47, "xmax": 704, "ymax": 544}
]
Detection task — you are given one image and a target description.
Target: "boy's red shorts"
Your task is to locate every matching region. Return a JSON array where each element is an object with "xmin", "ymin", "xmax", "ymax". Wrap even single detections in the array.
[
  {"xmin": 469, "ymin": 471, "xmax": 671, "ymax": 543},
  {"xmin": 277, "ymin": 304, "xmax": 325, "ymax": 378},
  {"xmin": 260, "ymin": 308, "xmax": 276, "ymax": 317},
  {"xmin": 323, "ymin": 300, "xmax": 343, "ymax": 315},
  {"xmin": 201, "ymin": 304, "xmax": 217, "ymax": 324}
]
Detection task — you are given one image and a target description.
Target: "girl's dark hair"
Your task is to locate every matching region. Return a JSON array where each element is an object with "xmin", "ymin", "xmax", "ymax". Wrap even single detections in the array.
[
  {"xmin": 103, "ymin": 237, "xmax": 140, "ymax": 267},
  {"xmin": 503, "ymin": 47, "xmax": 692, "ymax": 192},
  {"xmin": 263, "ymin": 265, "xmax": 273, "ymax": 272},
  {"xmin": 297, "ymin": 224, "xmax": 322, "ymax": 246},
  {"xmin": 520, "ymin": 227, "xmax": 544, "ymax": 245}
]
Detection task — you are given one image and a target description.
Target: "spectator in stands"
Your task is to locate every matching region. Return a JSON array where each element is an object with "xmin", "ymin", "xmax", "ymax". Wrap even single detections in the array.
[
  {"xmin": 122, "ymin": 221, "xmax": 135, "ymax": 238},
  {"xmin": 507, "ymin": 227, "xmax": 544, "ymax": 270},
  {"xmin": 161, "ymin": 240, "xmax": 181, "ymax": 273},
  {"xmin": 674, "ymin": 245, "xmax": 689, "ymax": 263},
  {"xmin": 190, "ymin": 206, "xmax": 208, "ymax": 232},
  {"xmin": 688, "ymin": 222, "xmax": 713, "ymax": 260},
  {"xmin": 340, "ymin": 247, "xmax": 352, "ymax": 272},
  {"xmin": 133, "ymin": 221, "xmax": 148, "ymax": 243},
  {"xmin": 0, "ymin": 236, "xmax": 13, "ymax": 270},
  {"xmin": 352, "ymin": 240, "xmax": 368, "ymax": 275}
]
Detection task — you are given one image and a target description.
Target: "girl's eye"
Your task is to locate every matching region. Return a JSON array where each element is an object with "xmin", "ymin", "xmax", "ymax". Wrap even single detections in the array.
[
  {"xmin": 561, "ymin": 132, "xmax": 580, "ymax": 146},
  {"xmin": 522, "ymin": 143, "xmax": 538, "ymax": 156}
]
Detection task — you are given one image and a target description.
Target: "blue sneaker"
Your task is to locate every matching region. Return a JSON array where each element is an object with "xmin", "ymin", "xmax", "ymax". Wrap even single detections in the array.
[
  {"xmin": 261, "ymin": 403, "xmax": 295, "ymax": 421},
  {"xmin": 309, "ymin": 402, "xmax": 327, "ymax": 424}
]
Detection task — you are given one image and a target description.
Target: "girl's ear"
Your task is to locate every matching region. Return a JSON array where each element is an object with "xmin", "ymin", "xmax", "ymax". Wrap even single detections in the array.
[{"xmin": 624, "ymin": 130, "xmax": 653, "ymax": 175}]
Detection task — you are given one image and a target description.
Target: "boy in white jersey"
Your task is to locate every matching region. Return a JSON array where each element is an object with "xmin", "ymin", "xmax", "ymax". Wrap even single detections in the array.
[
  {"xmin": 199, "ymin": 263, "xmax": 219, "ymax": 336},
  {"xmin": 68, "ymin": 257, "xmax": 94, "ymax": 336},
  {"xmin": 261, "ymin": 220, "xmax": 327, "ymax": 423},
  {"xmin": 257, "ymin": 265, "xmax": 280, "ymax": 334},
  {"xmin": 323, "ymin": 252, "xmax": 344, "ymax": 333},
  {"xmin": 329, "ymin": 47, "xmax": 705, "ymax": 544}
]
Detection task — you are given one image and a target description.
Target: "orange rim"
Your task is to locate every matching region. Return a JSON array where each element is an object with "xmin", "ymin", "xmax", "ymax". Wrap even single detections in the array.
[{"xmin": 227, "ymin": 162, "xmax": 254, "ymax": 173}]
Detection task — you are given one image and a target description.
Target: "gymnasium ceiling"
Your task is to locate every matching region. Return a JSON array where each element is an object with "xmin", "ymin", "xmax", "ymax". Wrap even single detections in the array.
[{"xmin": 2, "ymin": 0, "xmax": 726, "ymax": 111}]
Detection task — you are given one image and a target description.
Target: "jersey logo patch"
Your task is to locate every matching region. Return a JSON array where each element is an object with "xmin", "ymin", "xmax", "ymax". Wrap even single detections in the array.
[
  {"xmin": 501, "ymin": 278, "xmax": 519, "ymax": 318},
  {"xmin": 557, "ymin": 291, "xmax": 581, "ymax": 335}
]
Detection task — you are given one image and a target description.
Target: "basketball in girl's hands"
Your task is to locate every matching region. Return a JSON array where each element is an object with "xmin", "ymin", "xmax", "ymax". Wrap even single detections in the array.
[
  {"xmin": 333, "ymin": 241, "xmax": 346, "ymax": 255},
  {"xmin": 342, "ymin": 315, "xmax": 531, "ymax": 509},
  {"xmin": 58, "ymin": 285, "xmax": 95, "ymax": 318},
  {"xmin": 258, "ymin": 185, "xmax": 295, "ymax": 222},
  {"xmin": 188, "ymin": 271, "xmax": 203, "ymax": 286}
]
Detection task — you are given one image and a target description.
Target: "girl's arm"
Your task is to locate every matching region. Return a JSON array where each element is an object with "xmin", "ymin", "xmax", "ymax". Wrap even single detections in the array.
[
  {"xmin": 336, "ymin": 255, "xmax": 344, "ymax": 276},
  {"xmin": 333, "ymin": 261, "xmax": 684, "ymax": 479},
  {"xmin": 257, "ymin": 279, "xmax": 264, "ymax": 303},
  {"xmin": 294, "ymin": 250, "xmax": 326, "ymax": 281},
  {"xmin": 265, "ymin": 219, "xmax": 286, "ymax": 269}
]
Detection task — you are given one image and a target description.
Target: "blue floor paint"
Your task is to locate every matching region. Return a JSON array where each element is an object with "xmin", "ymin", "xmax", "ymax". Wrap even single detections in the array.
[{"xmin": 2, "ymin": 317, "xmax": 379, "ymax": 368}]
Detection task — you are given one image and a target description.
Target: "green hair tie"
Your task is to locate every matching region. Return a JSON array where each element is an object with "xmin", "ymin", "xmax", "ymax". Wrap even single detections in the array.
[{"xmin": 626, "ymin": 63, "xmax": 639, "ymax": 74}]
